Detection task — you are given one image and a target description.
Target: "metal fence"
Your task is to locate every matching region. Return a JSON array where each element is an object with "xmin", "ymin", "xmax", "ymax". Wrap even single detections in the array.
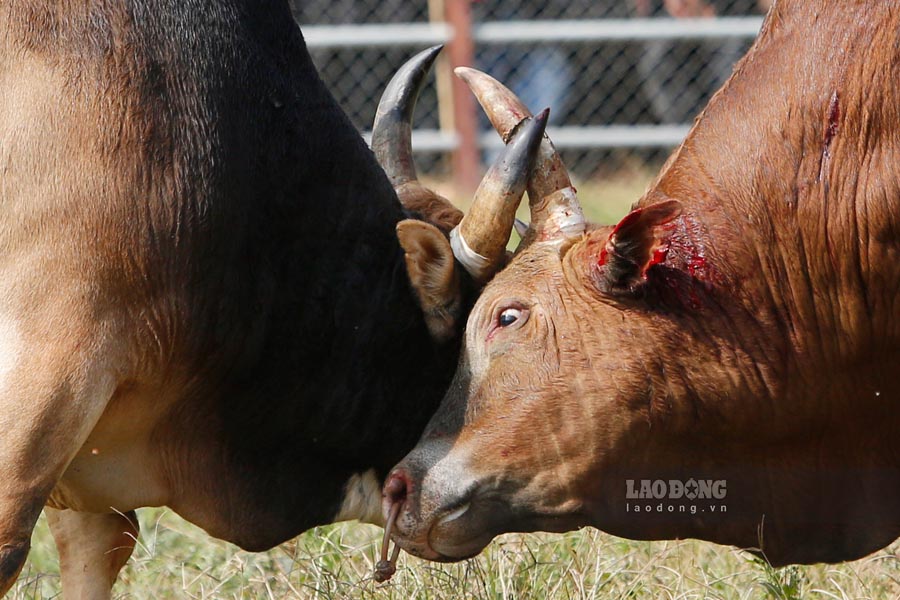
[{"xmin": 291, "ymin": 0, "xmax": 767, "ymax": 188}]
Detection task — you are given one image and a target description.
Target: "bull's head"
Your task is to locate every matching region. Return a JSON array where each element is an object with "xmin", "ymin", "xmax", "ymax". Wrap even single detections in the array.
[{"xmin": 380, "ymin": 69, "xmax": 744, "ymax": 562}]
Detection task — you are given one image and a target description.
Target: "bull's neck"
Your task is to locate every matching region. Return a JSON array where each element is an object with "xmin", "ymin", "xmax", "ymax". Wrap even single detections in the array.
[
  {"xmin": 212, "ymin": 124, "xmax": 454, "ymax": 476},
  {"xmin": 567, "ymin": 0, "xmax": 900, "ymax": 565},
  {"xmin": 582, "ymin": 155, "xmax": 900, "ymax": 565},
  {"xmin": 175, "ymin": 136, "xmax": 462, "ymax": 544},
  {"xmin": 643, "ymin": 0, "xmax": 900, "ymax": 407},
  {"xmin": 643, "ymin": 143, "xmax": 897, "ymax": 429},
  {"xmin": 137, "ymin": 0, "xmax": 463, "ymax": 533}
]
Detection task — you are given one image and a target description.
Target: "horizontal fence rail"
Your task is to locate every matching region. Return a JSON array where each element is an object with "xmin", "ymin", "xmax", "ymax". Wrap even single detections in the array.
[
  {"xmin": 304, "ymin": 23, "xmax": 452, "ymax": 48},
  {"xmin": 362, "ymin": 124, "xmax": 693, "ymax": 153},
  {"xmin": 473, "ymin": 17, "xmax": 763, "ymax": 43},
  {"xmin": 309, "ymin": 17, "xmax": 763, "ymax": 152},
  {"xmin": 299, "ymin": 3, "xmax": 768, "ymax": 183},
  {"xmin": 304, "ymin": 18, "xmax": 764, "ymax": 48}
]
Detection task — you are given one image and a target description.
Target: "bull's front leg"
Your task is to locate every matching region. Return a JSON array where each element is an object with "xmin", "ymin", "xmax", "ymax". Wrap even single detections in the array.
[
  {"xmin": 0, "ymin": 509, "xmax": 35, "ymax": 594},
  {"xmin": 0, "ymin": 314, "xmax": 121, "ymax": 595},
  {"xmin": 46, "ymin": 508, "xmax": 139, "ymax": 599}
]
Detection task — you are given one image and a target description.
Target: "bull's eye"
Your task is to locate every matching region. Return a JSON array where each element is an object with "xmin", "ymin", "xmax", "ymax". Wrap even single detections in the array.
[
  {"xmin": 498, "ymin": 308, "xmax": 522, "ymax": 327},
  {"xmin": 488, "ymin": 304, "xmax": 529, "ymax": 341}
]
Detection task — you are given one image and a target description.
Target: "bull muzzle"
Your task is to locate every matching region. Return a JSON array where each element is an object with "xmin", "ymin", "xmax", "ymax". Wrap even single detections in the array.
[{"xmin": 381, "ymin": 450, "xmax": 505, "ymax": 562}]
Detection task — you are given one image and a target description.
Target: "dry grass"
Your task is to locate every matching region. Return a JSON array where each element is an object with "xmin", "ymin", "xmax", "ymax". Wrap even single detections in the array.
[
  {"xmin": 14, "ymin": 173, "xmax": 900, "ymax": 599},
  {"xmin": 14, "ymin": 509, "xmax": 900, "ymax": 599}
]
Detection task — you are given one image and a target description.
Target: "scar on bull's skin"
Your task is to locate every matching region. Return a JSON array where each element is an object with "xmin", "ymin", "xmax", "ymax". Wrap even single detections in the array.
[{"xmin": 818, "ymin": 91, "xmax": 840, "ymax": 187}]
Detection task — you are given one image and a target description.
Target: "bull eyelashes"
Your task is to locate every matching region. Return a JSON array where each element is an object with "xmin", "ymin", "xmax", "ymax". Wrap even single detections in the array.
[
  {"xmin": 498, "ymin": 307, "xmax": 522, "ymax": 327},
  {"xmin": 486, "ymin": 304, "xmax": 529, "ymax": 341},
  {"xmin": 595, "ymin": 199, "xmax": 683, "ymax": 294}
]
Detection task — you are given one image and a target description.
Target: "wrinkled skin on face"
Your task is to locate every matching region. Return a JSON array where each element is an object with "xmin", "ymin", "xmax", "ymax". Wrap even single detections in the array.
[
  {"xmin": 386, "ymin": 243, "xmax": 607, "ymax": 560},
  {"xmin": 385, "ymin": 0, "xmax": 900, "ymax": 567}
]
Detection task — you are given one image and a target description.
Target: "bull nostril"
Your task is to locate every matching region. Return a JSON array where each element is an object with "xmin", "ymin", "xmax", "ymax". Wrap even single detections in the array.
[{"xmin": 384, "ymin": 469, "xmax": 410, "ymax": 505}]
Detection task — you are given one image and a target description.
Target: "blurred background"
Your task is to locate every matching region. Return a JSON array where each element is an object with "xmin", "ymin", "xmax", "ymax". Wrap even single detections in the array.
[{"xmin": 290, "ymin": 0, "xmax": 769, "ymax": 214}]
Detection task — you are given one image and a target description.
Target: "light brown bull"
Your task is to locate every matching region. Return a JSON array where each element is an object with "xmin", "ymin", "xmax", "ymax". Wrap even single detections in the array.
[{"xmin": 384, "ymin": 0, "xmax": 900, "ymax": 567}]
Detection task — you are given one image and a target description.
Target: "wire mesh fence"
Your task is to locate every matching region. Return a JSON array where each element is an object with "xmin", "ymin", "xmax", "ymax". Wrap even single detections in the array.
[{"xmin": 291, "ymin": 0, "xmax": 769, "ymax": 185}]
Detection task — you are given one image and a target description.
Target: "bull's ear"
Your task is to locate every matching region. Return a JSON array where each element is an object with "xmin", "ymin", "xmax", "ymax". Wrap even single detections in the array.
[
  {"xmin": 397, "ymin": 219, "xmax": 461, "ymax": 342},
  {"xmin": 594, "ymin": 200, "xmax": 682, "ymax": 294}
]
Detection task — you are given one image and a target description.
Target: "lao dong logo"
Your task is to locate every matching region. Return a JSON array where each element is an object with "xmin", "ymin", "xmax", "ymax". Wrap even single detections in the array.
[{"xmin": 625, "ymin": 479, "xmax": 727, "ymax": 516}]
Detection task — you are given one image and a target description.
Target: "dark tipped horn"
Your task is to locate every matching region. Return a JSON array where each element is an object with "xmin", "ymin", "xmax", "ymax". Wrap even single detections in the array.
[
  {"xmin": 452, "ymin": 109, "xmax": 549, "ymax": 282},
  {"xmin": 372, "ymin": 45, "xmax": 443, "ymax": 190},
  {"xmin": 456, "ymin": 67, "xmax": 585, "ymax": 245}
]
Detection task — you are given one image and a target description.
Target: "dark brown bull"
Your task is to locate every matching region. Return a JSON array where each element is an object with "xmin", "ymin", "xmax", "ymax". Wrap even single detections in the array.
[
  {"xmin": 384, "ymin": 0, "xmax": 900, "ymax": 567},
  {"xmin": 0, "ymin": 2, "xmax": 549, "ymax": 596}
]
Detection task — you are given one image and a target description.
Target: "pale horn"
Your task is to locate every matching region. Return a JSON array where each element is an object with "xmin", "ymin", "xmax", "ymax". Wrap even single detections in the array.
[
  {"xmin": 455, "ymin": 67, "xmax": 586, "ymax": 247},
  {"xmin": 451, "ymin": 110, "xmax": 549, "ymax": 282}
]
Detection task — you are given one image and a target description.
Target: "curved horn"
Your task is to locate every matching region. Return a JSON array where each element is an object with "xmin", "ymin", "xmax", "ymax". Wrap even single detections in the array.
[
  {"xmin": 455, "ymin": 67, "xmax": 586, "ymax": 245},
  {"xmin": 452, "ymin": 109, "xmax": 549, "ymax": 282},
  {"xmin": 372, "ymin": 45, "xmax": 442, "ymax": 190},
  {"xmin": 372, "ymin": 46, "xmax": 464, "ymax": 233}
]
